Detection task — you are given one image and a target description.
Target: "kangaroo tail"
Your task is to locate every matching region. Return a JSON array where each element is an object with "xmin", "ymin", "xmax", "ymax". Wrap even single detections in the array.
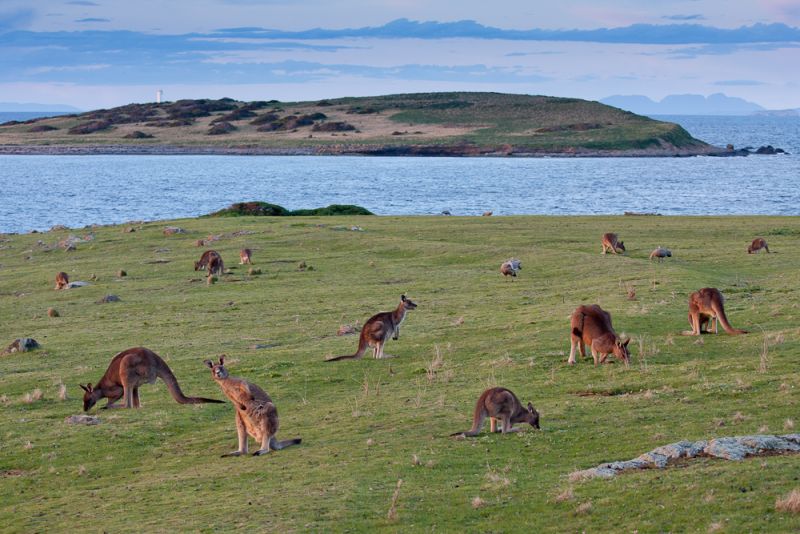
[
  {"xmin": 713, "ymin": 304, "xmax": 747, "ymax": 335},
  {"xmin": 571, "ymin": 312, "xmax": 585, "ymax": 338},
  {"xmin": 326, "ymin": 334, "xmax": 369, "ymax": 362},
  {"xmin": 158, "ymin": 363, "xmax": 225, "ymax": 404},
  {"xmin": 270, "ymin": 437, "xmax": 302, "ymax": 450},
  {"xmin": 452, "ymin": 401, "xmax": 487, "ymax": 437}
]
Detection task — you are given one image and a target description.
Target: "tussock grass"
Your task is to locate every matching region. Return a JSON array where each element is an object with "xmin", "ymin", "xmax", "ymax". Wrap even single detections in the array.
[{"xmin": 1, "ymin": 215, "xmax": 800, "ymax": 531}]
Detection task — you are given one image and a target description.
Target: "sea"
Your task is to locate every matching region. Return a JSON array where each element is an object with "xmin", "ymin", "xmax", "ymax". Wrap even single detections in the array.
[{"xmin": 0, "ymin": 115, "xmax": 798, "ymax": 233}]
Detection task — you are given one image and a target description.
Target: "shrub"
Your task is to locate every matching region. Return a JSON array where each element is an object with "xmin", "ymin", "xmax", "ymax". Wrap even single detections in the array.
[
  {"xmin": 123, "ymin": 130, "xmax": 154, "ymax": 139},
  {"xmin": 68, "ymin": 120, "xmax": 112, "ymax": 135},
  {"xmin": 206, "ymin": 202, "xmax": 373, "ymax": 217},
  {"xmin": 312, "ymin": 121, "xmax": 356, "ymax": 132},
  {"xmin": 207, "ymin": 121, "xmax": 237, "ymax": 135}
]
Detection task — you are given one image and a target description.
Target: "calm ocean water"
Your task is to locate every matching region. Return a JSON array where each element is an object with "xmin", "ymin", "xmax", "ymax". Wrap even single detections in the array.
[{"xmin": 1, "ymin": 115, "xmax": 798, "ymax": 233}]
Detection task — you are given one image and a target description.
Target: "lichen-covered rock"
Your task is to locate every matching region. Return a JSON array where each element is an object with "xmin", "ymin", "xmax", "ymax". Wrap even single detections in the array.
[{"xmin": 65, "ymin": 414, "xmax": 101, "ymax": 425}]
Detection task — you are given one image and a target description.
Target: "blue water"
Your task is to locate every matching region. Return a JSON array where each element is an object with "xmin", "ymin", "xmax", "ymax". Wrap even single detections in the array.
[
  {"xmin": 0, "ymin": 111, "xmax": 75, "ymax": 124},
  {"xmin": 0, "ymin": 116, "xmax": 798, "ymax": 233}
]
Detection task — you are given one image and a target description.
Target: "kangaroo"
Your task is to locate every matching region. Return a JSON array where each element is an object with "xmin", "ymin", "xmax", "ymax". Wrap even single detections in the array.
[
  {"xmin": 500, "ymin": 258, "xmax": 521, "ymax": 279},
  {"xmin": 451, "ymin": 387, "xmax": 539, "ymax": 437},
  {"xmin": 326, "ymin": 295, "xmax": 418, "ymax": 361},
  {"xmin": 747, "ymin": 238, "xmax": 770, "ymax": 254},
  {"xmin": 684, "ymin": 288, "xmax": 747, "ymax": 336},
  {"xmin": 204, "ymin": 356, "xmax": 301, "ymax": 456},
  {"xmin": 649, "ymin": 247, "xmax": 672, "ymax": 261},
  {"xmin": 601, "ymin": 233, "xmax": 625, "ymax": 254},
  {"xmin": 239, "ymin": 248, "xmax": 253, "ymax": 265},
  {"xmin": 569, "ymin": 304, "xmax": 630, "ymax": 366},
  {"xmin": 80, "ymin": 347, "xmax": 224, "ymax": 411},
  {"xmin": 194, "ymin": 250, "xmax": 221, "ymax": 271},
  {"xmin": 54, "ymin": 271, "xmax": 69, "ymax": 290},
  {"xmin": 207, "ymin": 253, "xmax": 224, "ymax": 276}
]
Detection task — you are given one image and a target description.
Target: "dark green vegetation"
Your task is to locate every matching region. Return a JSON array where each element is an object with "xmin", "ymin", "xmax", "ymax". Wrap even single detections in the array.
[
  {"xmin": 206, "ymin": 201, "xmax": 373, "ymax": 217},
  {"xmin": 1, "ymin": 215, "xmax": 798, "ymax": 531},
  {"xmin": 0, "ymin": 93, "xmax": 713, "ymax": 155}
]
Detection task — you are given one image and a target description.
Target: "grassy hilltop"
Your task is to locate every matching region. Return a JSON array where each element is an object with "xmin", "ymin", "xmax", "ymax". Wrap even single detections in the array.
[
  {"xmin": 1, "ymin": 214, "xmax": 799, "ymax": 531},
  {"xmin": 0, "ymin": 92, "xmax": 714, "ymax": 156}
]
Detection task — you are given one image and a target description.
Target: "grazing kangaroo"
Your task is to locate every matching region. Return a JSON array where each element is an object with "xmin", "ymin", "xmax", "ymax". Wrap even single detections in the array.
[
  {"xmin": 54, "ymin": 271, "xmax": 69, "ymax": 290},
  {"xmin": 500, "ymin": 258, "xmax": 522, "ymax": 279},
  {"xmin": 747, "ymin": 238, "xmax": 770, "ymax": 254},
  {"xmin": 194, "ymin": 250, "xmax": 221, "ymax": 271},
  {"xmin": 684, "ymin": 288, "xmax": 747, "ymax": 336},
  {"xmin": 569, "ymin": 304, "xmax": 630, "ymax": 366},
  {"xmin": 81, "ymin": 347, "xmax": 224, "ymax": 411},
  {"xmin": 326, "ymin": 295, "xmax": 418, "ymax": 361},
  {"xmin": 239, "ymin": 248, "xmax": 253, "ymax": 265},
  {"xmin": 601, "ymin": 233, "xmax": 625, "ymax": 254},
  {"xmin": 204, "ymin": 356, "xmax": 301, "ymax": 456},
  {"xmin": 649, "ymin": 247, "xmax": 672, "ymax": 261},
  {"xmin": 451, "ymin": 387, "xmax": 539, "ymax": 437}
]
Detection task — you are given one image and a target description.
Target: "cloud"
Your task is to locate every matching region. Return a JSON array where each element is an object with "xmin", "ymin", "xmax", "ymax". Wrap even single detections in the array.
[
  {"xmin": 662, "ymin": 14, "xmax": 705, "ymax": 21},
  {"xmin": 713, "ymin": 79, "xmax": 767, "ymax": 86},
  {"xmin": 75, "ymin": 18, "xmax": 110, "ymax": 23},
  {"xmin": 0, "ymin": 8, "xmax": 35, "ymax": 32},
  {"xmin": 66, "ymin": 1, "xmax": 100, "ymax": 5}
]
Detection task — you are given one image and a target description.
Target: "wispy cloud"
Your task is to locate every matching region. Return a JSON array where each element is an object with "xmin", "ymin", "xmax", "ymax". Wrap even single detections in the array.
[
  {"xmin": 662, "ymin": 14, "xmax": 706, "ymax": 22},
  {"xmin": 66, "ymin": 1, "xmax": 100, "ymax": 5},
  {"xmin": 75, "ymin": 18, "xmax": 110, "ymax": 23},
  {"xmin": 0, "ymin": 8, "xmax": 35, "ymax": 31},
  {"xmin": 27, "ymin": 63, "xmax": 111, "ymax": 75},
  {"xmin": 714, "ymin": 79, "xmax": 767, "ymax": 86}
]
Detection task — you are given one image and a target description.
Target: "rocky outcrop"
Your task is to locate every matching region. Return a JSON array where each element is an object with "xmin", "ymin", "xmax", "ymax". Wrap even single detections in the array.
[{"xmin": 570, "ymin": 434, "xmax": 800, "ymax": 480}]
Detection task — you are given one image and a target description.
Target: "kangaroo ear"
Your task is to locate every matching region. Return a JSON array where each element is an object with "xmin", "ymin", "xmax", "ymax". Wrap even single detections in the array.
[
  {"xmin": 623, "ymin": 338, "xmax": 630, "ymax": 347},
  {"xmin": 79, "ymin": 384, "xmax": 88, "ymax": 392},
  {"xmin": 219, "ymin": 355, "xmax": 225, "ymax": 365},
  {"xmin": 204, "ymin": 359, "xmax": 213, "ymax": 368},
  {"xmin": 527, "ymin": 402, "xmax": 534, "ymax": 413},
  {"xmin": 85, "ymin": 383, "xmax": 93, "ymax": 392},
  {"xmin": 401, "ymin": 294, "xmax": 406, "ymax": 302}
]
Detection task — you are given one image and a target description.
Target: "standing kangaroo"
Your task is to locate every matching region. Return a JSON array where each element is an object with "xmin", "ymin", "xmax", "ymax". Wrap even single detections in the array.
[
  {"xmin": 207, "ymin": 254, "xmax": 224, "ymax": 276},
  {"xmin": 194, "ymin": 250, "xmax": 221, "ymax": 271},
  {"xmin": 500, "ymin": 258, "xmax": 522, "ymax": 279},
  {"xmin": 204, "ymin": 356, "xmax": 301, "ymax": 456},
  {"xmin": 684, "ymin": 288, "xmax": 747, "ymax": 336},
  {"xmin": 80, "ymin": 347, "xmax": 224, "ymax": 411},
  {"xmin": 649, "ymin": 247, "xmax": 672, "ymax": 261},
  {"xmin": 747, "ymin": 238, "xmax": 770, "ymax": 254},
  {"xmin": 326, "ymin": 295, "xmax": 418, "ymax": 361},
  {"xmin": 569, "ymin": 304, "xmax": 630, "ymax": 366},
  {"xmin": 239, "ymin": 248, "xmax": 253, "ymax": 265},
  {"xmin": 54, "ymin": 271, "xmax": 69, "ymax": 290},
  {"xmin": 451, "ymin": 387, "xmax": 539, "ymax": 437},
  {"xmin": 601, "ymin": 233, "xmax": 625, "ymax": 254}
]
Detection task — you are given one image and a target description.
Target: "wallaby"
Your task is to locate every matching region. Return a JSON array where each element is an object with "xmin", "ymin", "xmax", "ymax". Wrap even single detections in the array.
[
  {"xmin": 81, "ymin": 347, "xmax": 224, "ymax": 411},
  {"xmin": 684, "ymin": 288, "xmax": 747, "ymax": 336},
  {"xmin": 326, "ymin": 295, "xmax": 418, "ymax": 361},
  {"xmin": 747, "ymin": 238, "xmax": 770, "ymax": 254},
  {"xmin": 500, "ymin": 258, "xmax": 521, "ymax": 279},
  {"xmin": 55, "ymin": 271, "xmax": 69, "ymax": 290},
  {"xmin": 649, "ymin": 247, "xmax": 672, "ymax": 261},
  {"xmin": 204, "ymin": 356, "xmax": 301, "ymax": 456},
  {"xmin": 207, "ymin": 254, "xmax": 224, "ymax": 276},
  {"xmin": 239, "ymin": 248, "xmax": 253, "ymax": 265},
  {"xmin": 601, "ymin": 233, "xmax": 625, "ymax": 254},
  {"xmin": 569, "ymin": 304, "xmax": 630, "ymax": 366},
  {"xmin": 194, "ymin": 250, "xmax": 221, "ymax": 271},
  {"xmin": 451, "ymin": 387, "xmax": 539, "ymax": 437}
]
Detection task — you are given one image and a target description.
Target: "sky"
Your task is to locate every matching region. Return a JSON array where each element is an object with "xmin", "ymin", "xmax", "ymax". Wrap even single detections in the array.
[{"xmin": 0, "ymin": 0, "xmax": 799, "ymax": 110}]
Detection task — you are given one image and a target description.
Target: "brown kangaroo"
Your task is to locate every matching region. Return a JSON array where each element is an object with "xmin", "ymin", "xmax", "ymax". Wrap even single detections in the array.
[
  {"xmin": 54, "ymin": 271, "xmax": 69, "ymax": 290},
  {"xmin": 569, "ymin": 304, "xmax": 630, "ymax": 366},
  {"xmin": 500, "ymin": 258, "xmax": 521, "ymax": 278},
  {"xmin": 204, "ymin": 356, "xmax": 301, "ymax": 456},
  {"xmin": 451, "ymin": 387, "xmax": 539, "ymax": 437},
  {"xmin": 239, "ymin": 248, "xmax": 253, "ymax": 265},
  {"xmin": 747, "ymin": 238, "xmax": 770, "ymax": 254},
  {"xmin": 207, "ymin": 254, "xmax": 224, "ymax": 276},
  {"xmin": 326, "ymin": 295, "xmax": 418, "ymax": 361},
  {"xmin": 684, "ymin": 288, "xmax": 747, "ymax": 335},
  {"xmin": 601, "ymin": 233, "xmax": 625, "ymax": 254},
  {"xmin": 194, "ymin": 250, "xmax": 221, "ymax": 271},
  {"xmin": 649, "ymin": 247, "xmax": 672, "ymax": 261},
  {"xmin": 80, "ymin": 347, "xmax": 224, "ymax": 411}
]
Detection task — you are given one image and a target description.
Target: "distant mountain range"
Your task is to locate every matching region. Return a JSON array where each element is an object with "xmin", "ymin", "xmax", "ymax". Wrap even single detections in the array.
[
  {"xmin": 0, "ymin": 102, "xmax": 82, "ymax": 112},
  {"xmin": 600, "ymin": 93, "xmax": 769, "ymax": 116}
]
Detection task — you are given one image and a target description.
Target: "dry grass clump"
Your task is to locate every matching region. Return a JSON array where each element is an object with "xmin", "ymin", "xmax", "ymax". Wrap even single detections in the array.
[
  {"xmin": 575, "ymin": 501, "xmax": 592, "ymax": 515},
  {"xmin": 775, "ymin": 489, "xmax": 800, "ymax": 514},
  {"xmin": 471, "ymin": 496, "xmax": 486, "ymax": 509},
  {"xmin": 386, "ymin": 479, "xmax": 403, "ymax": 520},
  {"xmin": 784, "ymin": 419, "xmax": 795, "ymax": 431},
  {"xmin": 22, "ymin": 389, "xmax": 43, "ymax": 404},
  {"xmin": 554, "ymin": 487, "xmax": 575, "ymax": 503},
  {"xmin": 58, "ymin": 383, "xmax": 68, "ymax": 401}
]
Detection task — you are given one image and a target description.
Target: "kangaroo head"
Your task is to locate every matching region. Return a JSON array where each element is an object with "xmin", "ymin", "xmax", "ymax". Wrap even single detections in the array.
[
  {"xmin": 613, "ymin": 337, "xmax": 631, "ymax": 366},
  {"xmin": 617, "ymin": 241, "xmax": 625, "ymax": 252},
  {"xmin": 194, "ymin": 260, "xmax": 201, "ymax": 271},
  {"xmin": 526, "ymin": 402, "xmax": 540, "ymax": 429},
  {"xmin": 79, "ymin": 383, "xmax": 100, "ymax": 412},
  {"xmin": 204, "ymin": 355, "xmax": 229, "ymax": 379},
  {"xmin": 400, "ymin": 295, "xmax": 418, "ymax": 310}
]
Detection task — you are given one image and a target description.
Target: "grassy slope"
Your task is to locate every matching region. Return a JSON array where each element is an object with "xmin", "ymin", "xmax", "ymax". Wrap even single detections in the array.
[
  {"xmin": 0, "ymin": 93, "xmax": 705, "ymax": 152},
  {"xmin": 1, "ymin": 215, "xmax": 798, "ymax": 532}
]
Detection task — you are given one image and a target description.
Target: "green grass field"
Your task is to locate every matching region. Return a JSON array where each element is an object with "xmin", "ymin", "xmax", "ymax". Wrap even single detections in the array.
[{"xmin": 1, "ymin": 215, "xmax": 798, "ymax": 532}]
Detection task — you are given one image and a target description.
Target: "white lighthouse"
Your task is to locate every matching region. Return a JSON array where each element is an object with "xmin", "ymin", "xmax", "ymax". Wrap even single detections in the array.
[{"xmin": 156, "ymin": 89, "xmax": 163, "ymax": 104}]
